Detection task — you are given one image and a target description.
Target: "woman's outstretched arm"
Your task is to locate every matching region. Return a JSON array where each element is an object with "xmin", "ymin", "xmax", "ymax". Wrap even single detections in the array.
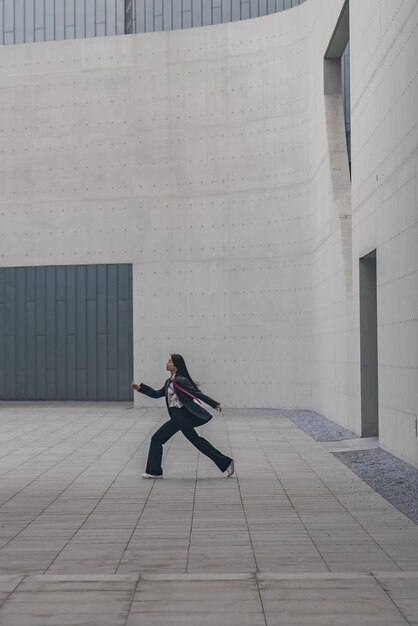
[{"xmin": 131, "ymin": 382, "xmax": 166, "ymax": 399}]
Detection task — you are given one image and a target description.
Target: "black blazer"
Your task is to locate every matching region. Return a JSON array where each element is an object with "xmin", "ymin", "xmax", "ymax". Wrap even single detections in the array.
[{"xmin": 137, "ymin": 375, "xmax": 220, "ymax": 423}]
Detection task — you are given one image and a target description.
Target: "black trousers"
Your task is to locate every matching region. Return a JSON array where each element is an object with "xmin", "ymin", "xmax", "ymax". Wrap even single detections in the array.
[{"xmin": 145, "ymin": 407, "xmax": 232, "ymax": 476}]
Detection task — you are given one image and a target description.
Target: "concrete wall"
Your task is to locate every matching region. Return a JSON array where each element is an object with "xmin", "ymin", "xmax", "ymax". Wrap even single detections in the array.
[
  {"xmin": 350, "ymin": 0, "xmax": 418, "ymax": 464},
  {"xmin": 0, "ymin": 5, "xmax": 318, "ymax": 410},
  {"xmin": 0, "ymin": 0, "xmax": 417, "ymax": 466}
]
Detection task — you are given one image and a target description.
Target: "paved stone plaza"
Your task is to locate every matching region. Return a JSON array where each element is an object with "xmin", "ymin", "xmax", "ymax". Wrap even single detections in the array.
[{"xmin": 0, "ymin": 403, "xmax": 417, "ymax": 625}]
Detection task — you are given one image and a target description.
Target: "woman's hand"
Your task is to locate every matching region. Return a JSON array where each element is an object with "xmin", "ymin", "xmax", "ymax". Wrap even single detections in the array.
[
  {"xmin": 216, "ymin": 404, "xmax": 222, "ymax": 412},
  {"xmin": 131, "ymin": 382, "xmax": 141, "ymax": 391}
]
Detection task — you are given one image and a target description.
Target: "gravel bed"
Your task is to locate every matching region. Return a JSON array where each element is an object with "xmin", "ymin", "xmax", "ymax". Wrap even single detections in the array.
[
  {"xmin": 280, "ymin": 409, "xmax": 357, "ymax": 441},
  {"xmin": 334, "ymin": 448, "xmax": 418, "ymax": 523}
]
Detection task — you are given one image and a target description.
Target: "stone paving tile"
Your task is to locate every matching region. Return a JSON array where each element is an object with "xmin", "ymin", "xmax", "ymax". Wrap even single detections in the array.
[
  {"xmin": 118, "ymin": 547, "xmax": 189, "ymax": 572},
  {"xmin": 0, "ymin": 589, "xmax": 134, "ymax": 626},
  {"xmin": 18, "ymin": 574, "xmax": 139, "ymax": 592},
  {"xmin": 126, "ymin": 612, "xmax": 267, "ymax": 625},
  {"xmin": 0, "ymin": 612, "xmax": 129, "ymax": 626},
  {"xmin": 374, "ymin": 572, "xmax": 418, "ymax": 625},
  {"xmin": 69, "ymin": 529, "xmax": 136, "ymax": 543},
  {"xmin": 0, "ymin": 590, "xmax": 133, "ymax": 612},
  {"xmin": 46, "ymin": 544, "xmax": 128, "ymax": 574},
  {"xmin": 80, "ymin": 514, "xmax": 140, "ymax": 530},
  {"xmin": 128, "ymin": 577, "xmax": 265, "ymax": 626},
  {"xmin": 258, "ymin": 574, "xmax": 410, "ymax": 625},
  {"xmin": 0, "ymin": 554, "xmax": 57, "ymax": 575},
  {"xmin": 186, "ymin": 546, "xmax": 257, "ymax": 572},
  {"xmin": 118, "ymin": 563, "xmax": 189, "ymax": 574}
]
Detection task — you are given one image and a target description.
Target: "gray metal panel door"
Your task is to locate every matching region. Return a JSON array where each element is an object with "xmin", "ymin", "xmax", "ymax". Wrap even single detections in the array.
[{"xmin": 0, "ymin": 263, "xmax": 133, "ymax": 401}]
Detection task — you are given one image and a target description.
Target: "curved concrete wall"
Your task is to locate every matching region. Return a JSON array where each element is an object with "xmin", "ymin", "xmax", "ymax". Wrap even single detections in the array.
[
  {"xmin": 0, "ymin": 0, "xmax": 417, "ymax": 466},
  {"xmin": 0, "ymin": 4, "xmax": 318, "ymax": 411}
]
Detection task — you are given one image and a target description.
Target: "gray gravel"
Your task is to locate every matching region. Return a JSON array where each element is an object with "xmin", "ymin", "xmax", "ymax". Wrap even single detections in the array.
[
  {"xmin": 280, "ymin": 409, "xmax": 358, "ymax": 441},
  {"xmin": 281, "ymin": 409, "xmax": 418, "ymax": 524}
]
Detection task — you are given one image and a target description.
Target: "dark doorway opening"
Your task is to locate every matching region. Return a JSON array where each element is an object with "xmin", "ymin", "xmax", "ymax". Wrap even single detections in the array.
[{"xmin": 359, "ymin": 251, "xmax": 379, "ymax": 436}]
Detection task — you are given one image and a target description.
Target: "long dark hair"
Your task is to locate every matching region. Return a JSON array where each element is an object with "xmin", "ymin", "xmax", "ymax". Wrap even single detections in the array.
[{"xmin": 171, "ymin": 354, "xmax": 199, "ymax": 388}]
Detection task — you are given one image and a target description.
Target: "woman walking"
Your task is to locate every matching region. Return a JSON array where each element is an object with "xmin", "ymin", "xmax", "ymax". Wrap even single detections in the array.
[{"xmin": 131, "ymin": 354, "xmax": 234, "ymax": 479}]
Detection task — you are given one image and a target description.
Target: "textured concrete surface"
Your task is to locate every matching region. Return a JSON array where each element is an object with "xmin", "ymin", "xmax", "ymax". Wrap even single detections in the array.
[{"xmin": 0, "ymin": 403, "xmax": 417, "ymax": 624}]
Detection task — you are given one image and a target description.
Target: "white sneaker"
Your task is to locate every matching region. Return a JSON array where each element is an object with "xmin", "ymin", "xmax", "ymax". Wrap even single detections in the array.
[
  {"xmin": 226, "ymin": 461, "xmax": 235, "ymax": 477},
  {"xmin": 142, "ymin": 473, "xmax": 163, "ymax": 479}
]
